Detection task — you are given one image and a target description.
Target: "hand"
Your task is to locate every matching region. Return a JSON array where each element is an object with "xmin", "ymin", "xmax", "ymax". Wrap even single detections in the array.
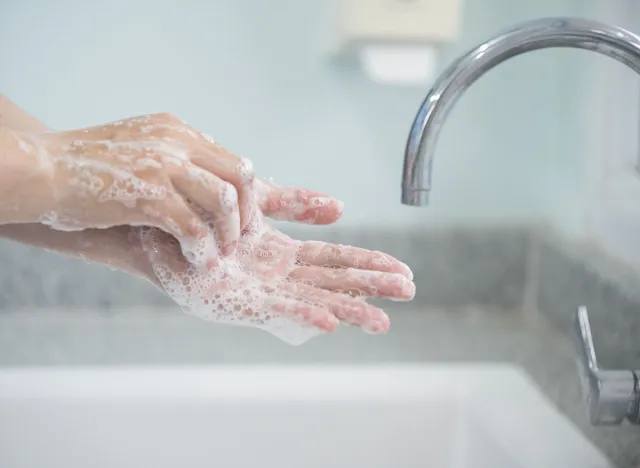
[
  {"xmin": 9, "ymin": 112, "xmax": 269, "ymax": 266},
  {"xmin": 0, "ymin": 180, "xmax": 347, "ymax": 281},
  {"xmin": 0, "ymin": 181, "xmax": 414, "ymax": 345},
  {"xmin": 138, "ymin": 209, "xmax": 415, "ymax": 345},
  {"xmin": 0, "ymin": 96, "xmax": 415, "ymax": 344}
]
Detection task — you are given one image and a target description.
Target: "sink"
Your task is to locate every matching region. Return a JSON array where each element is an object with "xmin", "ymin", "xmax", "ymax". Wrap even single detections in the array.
[{"xmin": 0, "ymin": 364, "xmax": 612, "ymax": 468}]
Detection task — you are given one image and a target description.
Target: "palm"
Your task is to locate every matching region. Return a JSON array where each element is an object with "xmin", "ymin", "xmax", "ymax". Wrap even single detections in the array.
[{"xmin": 138, "ymin": 212, "xmax": 414, "ymax": 345}]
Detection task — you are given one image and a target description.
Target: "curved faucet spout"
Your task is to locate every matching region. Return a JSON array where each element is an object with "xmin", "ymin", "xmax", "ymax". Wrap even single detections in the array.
[{"xmin": 401, "ymin": 17, "xmax": 640, "ymax": 206}]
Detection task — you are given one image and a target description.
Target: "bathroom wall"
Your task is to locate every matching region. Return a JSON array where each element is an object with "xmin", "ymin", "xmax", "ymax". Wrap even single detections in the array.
[
  {"xmin": 579, "ymin": 0, "xmax": 640, "ymax": 267},
  {"xmin": 0, "ymin": 0, "xmax": 594, "ymax": 232}
]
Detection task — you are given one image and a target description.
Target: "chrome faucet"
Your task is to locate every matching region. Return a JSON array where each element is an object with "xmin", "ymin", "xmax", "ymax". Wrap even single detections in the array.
[
  {"xmin": 400, "ymin": 17, "xmax": 640, "ymax": 425},
  {"xmin": 573, "ymin": 306, "xmax": 639, "ymax": 425},
  {"xmin": 401, "ymin": 17, "xmax": 640, "ymax": 206}
]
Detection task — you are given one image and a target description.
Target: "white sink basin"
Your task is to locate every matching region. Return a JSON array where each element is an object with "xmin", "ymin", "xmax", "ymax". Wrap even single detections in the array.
[{"xmin": 0, "ymin": 364, "xmax": 611, "ymax": 468}]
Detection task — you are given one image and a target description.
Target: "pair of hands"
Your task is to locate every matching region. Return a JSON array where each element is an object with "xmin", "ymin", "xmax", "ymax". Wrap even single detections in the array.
[{"xmin": 2, "ymin": 112, "xmax": 415, "ymax": 344}]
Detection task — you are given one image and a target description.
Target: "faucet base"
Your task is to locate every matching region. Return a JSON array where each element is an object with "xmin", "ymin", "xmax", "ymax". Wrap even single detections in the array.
[{"xmin": 572, "ymin": 306, "xmax": 640, "ymax": 425}]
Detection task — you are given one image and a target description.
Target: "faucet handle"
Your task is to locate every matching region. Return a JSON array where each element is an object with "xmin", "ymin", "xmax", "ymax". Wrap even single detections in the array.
[{"xmin": 571, "ymin": 306, "xmax": 639, "ymax": 425}]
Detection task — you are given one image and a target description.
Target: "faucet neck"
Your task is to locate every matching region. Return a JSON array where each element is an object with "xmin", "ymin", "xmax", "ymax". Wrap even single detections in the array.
[{"xmin": 401, "ymin": 17, "xmax": 640, "ymax": 206}]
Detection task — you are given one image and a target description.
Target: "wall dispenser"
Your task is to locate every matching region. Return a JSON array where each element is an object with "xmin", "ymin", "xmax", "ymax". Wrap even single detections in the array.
[{"xmin": 327, "ymin": 0, "xmax": 463, "ymax": 86}]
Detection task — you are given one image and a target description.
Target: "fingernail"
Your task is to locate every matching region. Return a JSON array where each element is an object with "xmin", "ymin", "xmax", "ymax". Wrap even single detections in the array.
[
  {"xmin": 382, "ymin": 274, "xmax": 416, "ymax": 301},
  {"xmin": 388, "ymin": 279, "xmax": 415, "ymax": 301},
  {"xmin": 308, "ymin": 197, "xmax": 343, "ymax": 210},
  {"xmin": 237, "ymin": 158, "xmax": 254, "ymax": 184},
  {"xmin": 364, "ymin": 322, "xmax": 387, "ymax": 335},
  {"xmin": 400, "ymin": 262, "xmax": 414, "ymax": 280},
  {"xmin": 404, "ymin": 281, "xmax": 416, "ymax": 300},
  {"xmin": 363, "ymin": 322, "xmax": 382, "ymax": 335}
]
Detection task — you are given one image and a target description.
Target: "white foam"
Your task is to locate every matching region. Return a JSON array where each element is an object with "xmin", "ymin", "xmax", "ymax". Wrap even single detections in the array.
[{"xmin": 137, "ymin": 207, "xmax": 342, "ymax": 345}]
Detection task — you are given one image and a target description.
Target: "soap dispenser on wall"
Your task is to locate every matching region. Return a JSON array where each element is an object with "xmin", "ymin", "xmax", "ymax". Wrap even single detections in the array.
[{"xmin": 326, "ymin": 0, "xmax": 463, "ymax": 86}]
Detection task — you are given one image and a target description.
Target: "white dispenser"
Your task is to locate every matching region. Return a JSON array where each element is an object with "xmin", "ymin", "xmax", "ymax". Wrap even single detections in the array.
[{"xmin": 327, "ymin": 0, "xmax": 463, "ymax": 85}]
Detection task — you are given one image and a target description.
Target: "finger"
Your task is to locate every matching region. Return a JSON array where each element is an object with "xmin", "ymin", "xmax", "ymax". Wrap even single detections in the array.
[
  {"xmin": 255, "ymin": 179, "xmax": 344, "ymax": 225},
  {"xmin": 279, "ymin": 281, "xmax": 390, "ymax": 334},
  {"xmin": 171, "ymin": 165, "xmax": 240, "ymax": 256},
  {"xmin": 288, "ymin": 266, "xmax": 415, "ymax": 301},
  {"xmin": 136, "ymin": 226, "xmax": 192, "ymax": 278},
  {"xmin": 297, "ymin": 241, "xmax": 413, "ymax": 280},
  {"xmin": 187, "ymin": 283, "xmax": 338, "ymax": 334},
  {"xmin": 144, "ymin": 196, "xmax": 218, "ymax": 269},
  {"xmin": 189, "ymin": 143, "xmax": 256, "ymax": 232},
  {"xmin": 264, "ymin": 294, "xmax": 338, "ymax": 332}
]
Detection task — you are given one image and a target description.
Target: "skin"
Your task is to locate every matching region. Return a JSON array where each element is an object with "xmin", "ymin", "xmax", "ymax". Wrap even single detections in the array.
[
  {"xmin": 0, "ymin": 94, "xmax": 415, "ymax": 341},
  {"xmin": 1, "ymin": 112, "xmax": 318, "ymax": 265}
]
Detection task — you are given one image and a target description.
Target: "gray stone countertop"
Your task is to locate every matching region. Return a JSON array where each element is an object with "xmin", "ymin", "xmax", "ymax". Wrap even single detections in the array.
[{"xmin": 0, "ymin": 305, "xmax": 638, "ymax": 467}]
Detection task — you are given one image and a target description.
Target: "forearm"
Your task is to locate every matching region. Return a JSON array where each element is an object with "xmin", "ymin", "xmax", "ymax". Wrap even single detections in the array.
[
  {"xmin": 0, "ymin": 93, "xmax": 156, "ymax": 282},
  {"xmin": 0, "ymin": 223, "xmax": 155, "ymax": 280},
  {"xmin": 0, "ymin": 126, "xmax": 54, "ymax": 223},
  {"xmin": 0, "ymin": 94, "xmax": 55, "ymax": 223},
  {"xmin": 0, "ymin": 94, "xmax": 48, "ymax": 132}
]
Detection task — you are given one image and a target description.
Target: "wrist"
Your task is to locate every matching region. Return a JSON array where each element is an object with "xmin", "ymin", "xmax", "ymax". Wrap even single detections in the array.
[
  {"xmin": 0, "ymin": 223, "xmax": 159, "ymax": 285},
  {"xmin": 0, "ymin": 128, "xmax": 54, "ymax": 224}
]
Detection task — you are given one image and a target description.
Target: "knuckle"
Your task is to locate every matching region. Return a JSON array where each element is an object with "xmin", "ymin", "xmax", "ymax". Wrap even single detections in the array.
[
  {"xmin": 153, "ymin": 112, "xmax": 179, "ymax": 123},
  {"xmin": 155, "ymin": 125, "xmax": 176, "ymax": 140},
  {"xmin": 176, "ymin": 211, "xmax": 203, "ymax": 238},
  {"xmin": 222, "ymin": 180, "xmax": 239, "ymax": 199},
  {"xmin": 219, "ymin": 181, "xmax": 239, "ymax": 213}
]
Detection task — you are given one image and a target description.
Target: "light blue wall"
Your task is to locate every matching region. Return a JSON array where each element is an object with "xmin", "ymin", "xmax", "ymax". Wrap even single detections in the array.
[{"xmin": 0, "ymin": 0, "xmax": 592, "ymax": 231}]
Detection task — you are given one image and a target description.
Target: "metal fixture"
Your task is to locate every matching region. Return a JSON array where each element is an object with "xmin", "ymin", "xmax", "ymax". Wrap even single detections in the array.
[
  {"xmin": 572, "ymin": 306, "xmax": 639, "ymax": 425},
  {"xmin": 401, "ymin": 17, "xmax": 640, "ymax": 206},
  {"xmin": 400, "ymin": 17, "xmax": 640, "ymax": 425}
]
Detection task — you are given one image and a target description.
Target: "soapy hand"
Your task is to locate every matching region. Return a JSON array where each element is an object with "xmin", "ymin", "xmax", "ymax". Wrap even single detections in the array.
[
  {"xmin": 137, "ymin": 208, "xmax": 415, "ymax": 345},
  {"xmin": 9, "ymin": 112, "xmax": 271, "ymax": 266},
  {"xmin": 0, "ymin": 97, "xmax": 416, "ymax": 344},
  {"xmin": 0, "ymin": 183, "xmax": 414, "ymax": 344}
]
